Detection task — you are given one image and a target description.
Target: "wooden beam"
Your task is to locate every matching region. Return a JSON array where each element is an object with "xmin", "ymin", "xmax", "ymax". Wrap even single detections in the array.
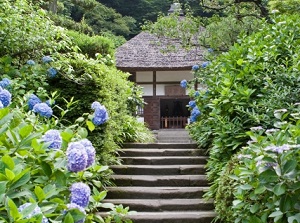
[{"xmin": 153, "ymin": 71, "xmax": 156, "ymax": 97}]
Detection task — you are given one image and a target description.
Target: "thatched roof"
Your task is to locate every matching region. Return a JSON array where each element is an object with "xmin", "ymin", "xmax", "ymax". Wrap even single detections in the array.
[{"xmin": 116, "ymin": 32, "xmax": 205, "ymax": 71}]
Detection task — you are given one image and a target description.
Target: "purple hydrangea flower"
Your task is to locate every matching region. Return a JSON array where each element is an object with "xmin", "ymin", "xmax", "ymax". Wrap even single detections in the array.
[
  {"xmin": 18, "ymin": 203, "xmax": 49, "ymax": 223},
  {"xmin": 201, "ymin": 61, "xmax": 210, "ymax": 68},
  {"xmin": 27, "ymin": 60, "xmax": 35, "ymax": 66},
  {"xmin": 47, "ymin": 67, "xmax": 57, "ymax": 78},
  {"xmin": 91, "ymin": 101, "xmax": 101, "ymax": 110},
  {"xmin": 42, "ymin": 56, "xmax": 53, "ymax": 63},
  {"xmin": 265, "ymin": 145, "xmax": 290, "ymax": 154},
  {"xmin": 92, "ymin": 104, "xmax": 109, "ymax": 126},
  {"xmin": 67, "ymin": 203, "xmax": 86, "ymax": 223},
  {"xmin": 192, "ymin": 65, "xmax": 199, "ymax": 71},
  {"xmin": 194, "ymin": 91, "xmax": 200, "ymax": 97},
  {"xmin": 0, "ymin": 88, "xmax": 12, "ymax": 107},
  {"xmin": 180, "ymin": 79, "xmax": 187, "ymax": 88},
  {"xmin": 188, "ymin": 101, "xmax": 196, "ymax": 108},
  {"xmin": 33, "ymin": 103, "xmax": 53, "ymax": 118},
  {"xmin": 0, "ymin": 78, "xmax": 11, "ymax": 88},
  {"xmin": 78, "ymin": 139, "xmax": 96, "ymax": 168},
  {"xmin": 66, "ymin": 142, "xmax": 88, "ymax": 172},
  {"xmin": 42, "ymin": 130, "xmax": 62, "ymax": 150},
  {"xmin": 70, "ymin": 182, "xmax": 90, "ymax": 208},
  {"xmin": 190, "ymin": 106, "xmax": 201, "ymax": 123},
  {"xmin": 28, "ymin": 94, "xmax": 42, "ymax": 110}
]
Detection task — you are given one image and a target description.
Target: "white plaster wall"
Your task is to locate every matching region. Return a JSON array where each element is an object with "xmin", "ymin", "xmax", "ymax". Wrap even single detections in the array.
[
  {"xmin": 136, "ymin": 71, "xmax": 153, "ymax": 82},
  {"xmin": 156, "ymin": 70, "xmax": 193, "ymax": 82},
  {"xmin": 140, "ymin": 84, "xmax": 153, "ymax": 96}
]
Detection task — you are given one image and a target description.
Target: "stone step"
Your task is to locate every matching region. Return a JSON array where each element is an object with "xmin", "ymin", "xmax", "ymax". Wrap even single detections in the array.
[
  {"xmin": 111, "ymin": 164, "xmax": 206, "ymax": 175},
  {"xmin": 121, "ymin": 156, "xmax": 207, "ymax": 165},
  {"xmin": 111, "ymin": 175, "xmax": 208, "ymax": 186},
  {"xmin": 123, "ymin": 143, "xmax": 198, "ymax": 149},
  {"xmin": 120, "ymin": 148, "xmax": 206, "ymax": 156},
  {"xmin": 97, "ymin": 211, "xmax": 217, "ymax": 223},
  {"xmin": 102, "ymin": 199, "xmax": 214, "ymax": 212},
  {"xmin": 106, "ymin": 186, "xmax": 209, "ymax": 199},
  {"xmin": 156, "ymin": 140, "xmax": 195, "ymax": 143}
]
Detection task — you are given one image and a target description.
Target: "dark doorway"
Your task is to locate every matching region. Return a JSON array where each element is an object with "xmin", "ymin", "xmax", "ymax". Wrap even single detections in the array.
[{"xmin": 160, "ymin": 98, "xmax": 189, "ymax": 128}]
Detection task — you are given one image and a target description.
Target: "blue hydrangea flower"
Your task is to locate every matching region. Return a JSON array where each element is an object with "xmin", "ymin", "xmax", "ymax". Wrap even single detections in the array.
[
  {"xmin": 78, "ymin": 139, "xmax": 95, "ymax": 168},
  {"xmin": 66, "ymin": 142, "xmax": 88, "ymax": 172},
  {"xmin": 208, "ymin": 48, "xmax": 214, "ymax": 53},
  {"xmin": 28, "ymin": 94, "xmax": 42, "ymax": 110},
  {"xmin": 192, "ymin": 65, "xmax": 199, "ymax": 71},
  {"xmin": 47, "ymin": 67, "xmax": 57, "ymax": 78},
  {"xmin": 33, "ymin": 103, "xmax": 53, "ymax": 118},
  {"xmin": 42, "ymin": 130, "xmax": 62, "ymax": 150},
  {"xmin": 194, "ymin": 91, "xmax": 200, "ymax": 97},
  {"xmin": 0, "ymin": 78, "xmax": 11, "ymax": 88},
  {"xmin": 0, "ymin": 101, "xmax": 3, "ymax": 109},
  {"xmin": 190, "ymin": 106, "xmax": 201, "ymax": 123},
  {"xmin": 70, "ymin": 182, "xmax": 90, "ymax": 208},
  {"xmin": 42, "ymin": 56, "xmax": 53, "ymax": 63},
  {"xmin": 91, "ymin": 101, "xmax": 101, "ymax": 110},
  {"xmin": 188, "ymin": 101, "xmax": 196, "ymax": 108},
  {"xmin": 18, "ymin": 203, "xmax": 49, "ymax": 223},
  {"xmin": 92, "ymin": 104, "xmax": 109, "ymax": 126},
  {"xmin": 0, "ymin": 88, "xmax": 12, "ymax": 107},
  {"xmin": 180, "ymin": 79, "xmax": 187, "ymax": 88},
  {"xmin": 67, "ymin": 203, "xmax": 86, "ymax": 223},
  {"xmin": 27, "ymin": 60, "xmax": 35, "ymax": 66},
  {"xmin": 201, "ymin": 61, "xmax": 210, "ymax": 68}
]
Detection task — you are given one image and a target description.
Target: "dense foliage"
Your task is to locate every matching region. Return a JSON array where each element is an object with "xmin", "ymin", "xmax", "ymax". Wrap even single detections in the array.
[
  {"xmin": 0, "ymin": 0, "xmax": 153, "ymax": 222},
  {"xmin": 187, "ymin": 13, "xmax": 300, "ymax": 222}
]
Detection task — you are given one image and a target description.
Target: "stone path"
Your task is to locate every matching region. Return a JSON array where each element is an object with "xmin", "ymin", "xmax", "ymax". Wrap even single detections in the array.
[{"xmin": 100, "ymin": 130, "xmax": 216, "ymax": 223}]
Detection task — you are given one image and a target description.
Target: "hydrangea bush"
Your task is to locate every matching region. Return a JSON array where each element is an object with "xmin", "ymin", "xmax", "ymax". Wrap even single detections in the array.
[{"xmin": 223, "ymin": 109, "xmax": 300, "ymax": 223}]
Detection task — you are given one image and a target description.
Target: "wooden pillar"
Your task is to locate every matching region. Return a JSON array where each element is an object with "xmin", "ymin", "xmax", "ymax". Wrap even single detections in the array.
[{"xmin": 153, "ymin": 71, "xmax": 156, "ymax": 97}]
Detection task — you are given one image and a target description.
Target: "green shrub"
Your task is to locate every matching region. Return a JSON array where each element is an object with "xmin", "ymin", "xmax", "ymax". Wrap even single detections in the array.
[
  {"xmin": 188, "ymin": 13, "xmax": 300, "ymax": 199},
  {"xmin": 66, "ymin": 30, "xmax": 115, "ymax": 59},
  {"xmin": 229, "ymin": 109, "xmax": 300, "ymax": 223}
]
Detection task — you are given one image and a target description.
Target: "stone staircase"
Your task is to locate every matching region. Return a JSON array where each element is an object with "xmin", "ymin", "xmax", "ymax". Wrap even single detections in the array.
[{"xmin": 100, "ymin": 130, "xmax": 216, "ymax": 223}]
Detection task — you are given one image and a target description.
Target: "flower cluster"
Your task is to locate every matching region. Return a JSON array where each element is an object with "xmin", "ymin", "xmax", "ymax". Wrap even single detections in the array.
[
  {"xmin": 28, "ymin": 94, "xmax": 53, "ymax": 118},
  {"xmin": 33, "ymin": 103, "xmax": 53, "ymax": 118},
  {"xmin": 42, "ymin": 56, "xmax": 53, "ymax": 63},
  {"xmin": 27, "ymin": 60, "xmax": 36, "ymax": 66},
  {"xmin": 0, "ymin": 78, "xmax": 11, "ymax": 89},
  {"xmin": 66, "ymin": 139, "xmax": 95, "ymax": 172},
  {"xmin": 28, "ymin": 94, "xmax": 42, "ymax": 110},
  {"xmin": 180, "ymin": 79, "xmax": 187, "ymax": 88},
  {"xmin": 190, "ymin": 106, "xmax": 201, "ymax": 123},
  {"xmin": 0, "ymin": 87, "xmax": 12, "ymax": 107},
  {"xmin": 66, "ymin": 142, "xmax": 88, "ymax": 172},
  {"xmin": 188, "ymin": 100, "xmax": 196, "ymax": 109},
  {"xmin": 264, "ymin": 144, "xmax": 290, "ymax": 154},
  {"xmin": 194, "ymin": 91, "xmax": 200, "ymax": 97},
  {"xmin": 42, "ymin": 130, "xmax": 62, "ymax": 150},
  {"xmin": 91, "ymin": 101, "xmax": 109, "ymax": 126},
  {"xmin": 192, "ymin": 65, "xmax": 199, "ymax": 71},
  {"xmin": 70, "ymin": 182, "xmax": 90, "ymax": 208},
  {"xmin": 18, "ymin": 203, "xmax": 48, "ymax": 223},
  {"xmin": 47, "ymin": 67, "xmax": 57, "ymax": 78},
  {"xmin": 201, "ymin": 61, "xmax": 210, "ymax": 68}
]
